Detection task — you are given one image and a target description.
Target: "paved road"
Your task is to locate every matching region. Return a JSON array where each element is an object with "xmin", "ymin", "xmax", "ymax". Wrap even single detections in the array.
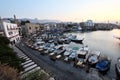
[{"xmin": 16, "ymin": 42, "xmax": 93, "ymax": 80}]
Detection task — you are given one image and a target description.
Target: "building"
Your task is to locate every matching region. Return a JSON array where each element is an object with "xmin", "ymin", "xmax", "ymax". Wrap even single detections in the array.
[
  {"xmin": 84, "ymin": 20, "xmax": 94, "ymax": 27},
  {"xmin": 80, "ymin": 20, "xmax": 94, "ymax": 31},
  {"xmin": 22, "ymin": 23, "xmax": 41, "ymax": 36},
  {"xmin": 0, "ymin": 20, "xmax": 21, "ymax": 44},
  {"xmin": 0, "ymin": 31, "xmax": 4, "ymax": 36}
]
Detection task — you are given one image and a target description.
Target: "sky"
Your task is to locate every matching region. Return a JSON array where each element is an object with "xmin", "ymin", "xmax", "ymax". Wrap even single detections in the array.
[{"xmin": 0, "ymin": 0, "xmax": 120, "ymax": 22}]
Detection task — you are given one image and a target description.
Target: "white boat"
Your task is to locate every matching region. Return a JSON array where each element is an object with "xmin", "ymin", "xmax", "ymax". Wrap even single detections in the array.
[
  {"xmin": 79, "ymin": 45, "xmax": 89, "ymax": 51},
  {"xmin": 68, "ymin": 51, "xmax": 77, "ymax": 61},
  {"xmin": 64, "ymin": 57, "xmax": 69, "ymax": 62},
  {"xmin": 43, "ymin": 43, "xmax": 51, "ymax": 50},
  {"xmin": 88, "ymin": 51, "xmax": 101, "ymax": 65},
  {"xmin": 64, "ymin": 48, "xmax": 72, "ymax": 56},
  {"xmin": 56, "ymin": 55, "xmax": 62, "ymax": 59},
  {"xmin": 38, "ymin": 42, "xmax": 45, "ymax": 49},
  {"xmin": 77, "ymin": 50, "xmax": 88, "ymax": 59},
  {"xmin": 67, "ymin": 34, "xmax": 77, "ymax": 40}
]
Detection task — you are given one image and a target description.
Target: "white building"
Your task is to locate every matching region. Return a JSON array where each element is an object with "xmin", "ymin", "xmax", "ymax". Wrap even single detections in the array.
[
  {"xmin": 0, "ymin": 21, "xmax": 21, "ymax": 44},
  {"xmin": 84, "ymin": 20, "xmax": 94, "ymax": 27}
]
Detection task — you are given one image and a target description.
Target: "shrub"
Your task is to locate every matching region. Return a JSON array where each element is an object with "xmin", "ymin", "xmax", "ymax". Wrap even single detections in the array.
[
  {"xmin": 0, "ymin": 36, "xmax": 24, "ymax": 71},
  {"xmin": 22, "ymin": 70, "xmax": 50, "ymax": 80},
  {"xmin": 0, "ymin": 64, "xmax": 20, "ymax": 80}
]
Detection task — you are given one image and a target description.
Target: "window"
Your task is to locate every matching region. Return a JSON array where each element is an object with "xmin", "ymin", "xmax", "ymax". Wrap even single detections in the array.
[
  {"xmin": 7, "ymin": 25, "xmax": 9, "ymax": 30},
  {"xmin": 29, "ymin": 27, "xmax": 31, "ymax": 30},
  {"xmin": 10, "ymin": 25, "xmax": 12, "ymax": 30},
  {"xmin": 8, "ymin": 32, "xmax": 13, "ymax": 35}
]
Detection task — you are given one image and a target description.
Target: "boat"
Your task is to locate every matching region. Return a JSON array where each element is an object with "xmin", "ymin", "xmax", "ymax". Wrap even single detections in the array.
[
  {"xmin": 54, "ymin": 45, "xmax": 66, "ymax": 55},
  {"xmin": 79, "ymin": 45, "xmax": 89, "ymax": 51},
  {"xmin": 48, "ymin": 39, "xmax": 54, "ymax": 43},
  {"xmin": 115, "ymin": 57, "xmax": 120, "ymax": 79},
  {"xmin": 77, "ymin": 45, "xmax": 89, "ymax": 59},
  {"xmin": 48, "ymin": 47, "xmax": 56, "ymax": 53},
  {"xmin": 77, "ymin": 50, "xmax": 88, "ymax": 59},
  {"xmin": 64, "ymin": 38, "xmax": 71, "ymax": 44},
  {"xmin": 67, "ymin": 34, "xmax": 77, "ymax": 40},
  {"xmin": 71, "ymin": 38, "xmax": 84, "ymax": 43},
  {"xmin": 68, "ymin": 50, "xmax": 77, "ymax": 61},
  {"xmin": 43, "ymin": 43, "xmax": 51, "ymax": 50},
  {"xmin": 50, "ymin": 45, "xmax": 66, "ymax": 61},
  {"xmin": 64, "ymin": 57, "xmax": 69, "ymax": 62},
  {"xmin": 96, "ymin": 59, "xmax": 111, "ymax": 74},
  {"xmin": 88, "ymin": 51, "xmax": 101, "ymax": 66},
  {"xmin": 57, "ymin": 38, "xmax": 64, "ymax": 44},
  {"xmin": 64, "ymin": 48, "xmax": 72, "ymax": 57},
  {"xmin": 74, "ymin": 58, "xmax": 85, "ymax": 68}
]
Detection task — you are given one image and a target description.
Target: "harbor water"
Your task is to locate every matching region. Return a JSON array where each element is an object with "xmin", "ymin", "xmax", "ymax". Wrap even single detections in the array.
[{"xmin": 65, "ymin": 29, "xmax": 120, "ymax": 78}]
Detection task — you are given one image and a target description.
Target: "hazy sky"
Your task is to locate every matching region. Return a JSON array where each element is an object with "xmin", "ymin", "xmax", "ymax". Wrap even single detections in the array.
[{"xmin": 0, "ymin": 0, "xmax": 120, "ymax": 22}]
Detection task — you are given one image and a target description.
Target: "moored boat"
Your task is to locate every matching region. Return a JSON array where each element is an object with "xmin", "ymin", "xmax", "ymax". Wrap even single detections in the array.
[
  {"xmin": 68, "ymin": 50, "xmax": 77, "ymax": 61},
  {"xmin": 49, "ymin": 45, "xmax": 66, "ymax": 61},
  {"xmin": 115, "ymin": 57, "xmax": 120, "ymax": 79},
  {"xmin": 71, "ymin": 38, "xmax": 84, "ymax": 43},
  {"xmin": 64, "ymin": 48, "xmax": 72, "ymax": 57},
  {"xmin": 87, "ymin": 51, "xmax": 101, "ymax": 67},
  {"xmin": 96, "ymin": 58, "xmax": 111, "ymax": 74}
]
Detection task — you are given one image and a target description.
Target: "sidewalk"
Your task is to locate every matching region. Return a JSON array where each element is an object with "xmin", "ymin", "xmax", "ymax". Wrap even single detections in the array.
[
  {"xmin": 13, "ymin": 45, "xmax": 40, "ymax": 75},
  {"xmin": 12, "ymin": 45, "xmax": 55, "ymax": 80}
]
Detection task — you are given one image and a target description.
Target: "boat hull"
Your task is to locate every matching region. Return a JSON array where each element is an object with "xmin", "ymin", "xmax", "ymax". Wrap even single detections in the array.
[
  {"xmin": 115, "ymin": 58, "xmax": 120, "ymax": 79},
  {"xmin": 71, "ymin": 39, "xmax": 83, "ymax": 43},
  {"xmin": 96, "ymin": 60, "xmax": 111, "ymax": 74}
]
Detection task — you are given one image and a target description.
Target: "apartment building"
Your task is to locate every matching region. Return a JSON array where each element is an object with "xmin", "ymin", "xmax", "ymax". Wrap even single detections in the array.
[{"xmin": 0, "ymin": 21, "xmax": 21, "ymax": 44}]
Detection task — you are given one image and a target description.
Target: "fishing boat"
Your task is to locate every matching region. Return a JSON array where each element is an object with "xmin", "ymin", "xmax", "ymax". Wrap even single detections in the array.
[
  {"xmin": 88, "ymin": 51, "xmax": 101, "ymax": 66},
  {"xmin": 77, "ymin": 50, "xmax": 88, "ymax": 59},
  {"xmin": 57, "ymin": 38, "xmax": 64, "ymax": 44},
  {"xmin": 48, "ymin": 47, "xmax": 56, "ymax": 53},
  {"xmin": 64, "ymin": 38, "xmax": 71, "ymax": 44},
  {"xmin": 79, "ymin": 45, "xmax": 89, "ymax": 51},
  {"xmin": 50, "ymin": 45, "xmax": 66, "ymax": 61},
  {"xmin": 115, "ymin": 57, "xmax": 120, "ymax": 79},
  {"xmin": 43, "ymin": 43, "xmax": 51, "ymax": 50},
  {"xmin": 71, "ymin": 38, "xmax": 84, "ymax": 43},
  {"xmin": 63, "ymin": 48, "xmax": 72, "ymax": 62},
  {"xmin": 67, "ymin": 34, "xmax": 84, "ymax": 43},
  {"xmin": 96, "ymin": 59, "xmax": 111, "ymax": 74},
  {"xmin": 77, "ymin": 45, "xmax": 89, "ymax": 59},
  {"xmin": 64, "ymin": 48, "xmax": 72, "ymax": 57},
  {"xmin": 54, "ymin": 45, "xmax": 66, "ymax": 55},
  {"xmin": 68, "ymin": 51, "xmax": 77, "ymax": 61},
  {"xmin": 67, "ymin": 34, "xmax": 77, "ymax": 40}
]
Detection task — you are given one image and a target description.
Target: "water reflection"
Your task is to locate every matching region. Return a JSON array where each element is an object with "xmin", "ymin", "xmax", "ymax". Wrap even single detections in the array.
[
  {"xmin": 65, "ymin": 29, "xmax": 120, "ymax": 78},
  {"xmin": 112, "ymin": 29, "xmax": 120, "ymax": 38}
]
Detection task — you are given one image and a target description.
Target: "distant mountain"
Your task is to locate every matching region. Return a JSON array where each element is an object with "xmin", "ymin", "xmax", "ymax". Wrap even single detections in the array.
[
  {"xmin": 2, "ymin": 18, "xmax": 62, "ymax": 23},
  {"xmin": 18, "ymin": 18, "xmax": 62, "ymax": 23}
]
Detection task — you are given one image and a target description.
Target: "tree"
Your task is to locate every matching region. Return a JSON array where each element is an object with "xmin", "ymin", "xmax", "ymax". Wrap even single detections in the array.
[
  {"xmin": 0, "ymin": 36, "xmax": 10, "ymax": 45},
  {"xmin": 21, "ymin": 20, "xmax": 30, "ymax": 25},
  {"xmin": 0, "ymin": 36, "xmax": 24, "ymax": 71},
  {"xmin": 0, "ymin": 64, "xmax": 20, "ymax": 80},
  {"xmin": 26, "ymin": 20, "xmax": 30, "ymax": 23}
]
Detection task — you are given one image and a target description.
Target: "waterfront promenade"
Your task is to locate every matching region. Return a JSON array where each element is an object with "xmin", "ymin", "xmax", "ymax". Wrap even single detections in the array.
[{"xmin": 15, "ymin": 39, "xmax": 111, "ymax": 80}]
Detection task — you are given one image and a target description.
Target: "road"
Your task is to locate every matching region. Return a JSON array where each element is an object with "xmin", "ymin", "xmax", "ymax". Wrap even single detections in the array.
[{"xmin": 16, "ymin": 42, "xmax": 96, "ymax": 80}]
